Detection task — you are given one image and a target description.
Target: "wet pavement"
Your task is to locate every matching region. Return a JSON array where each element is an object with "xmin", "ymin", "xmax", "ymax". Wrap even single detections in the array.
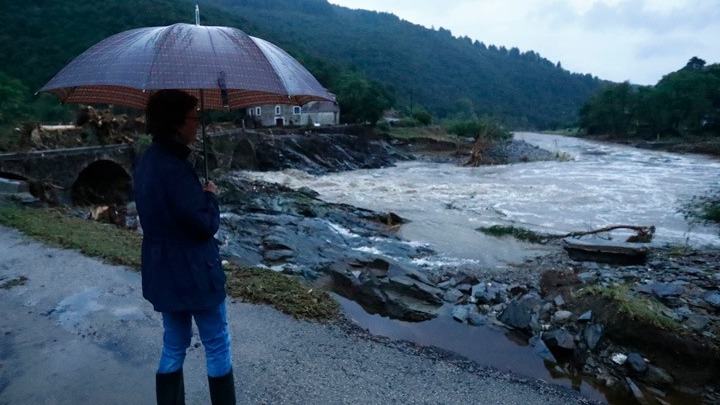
[{"xmin": 0, "ymin": 225, "xmax": 598, "ymax": 404}]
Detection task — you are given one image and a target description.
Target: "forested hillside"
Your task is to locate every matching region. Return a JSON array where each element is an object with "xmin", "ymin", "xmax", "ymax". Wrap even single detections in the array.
[
  {"xmin": 1, "ymin": 0, "xmax": 604, "ymax": 129},
  {"xmin": 207, "ymin": 0, "xmax": 604, "ymax": 128}
]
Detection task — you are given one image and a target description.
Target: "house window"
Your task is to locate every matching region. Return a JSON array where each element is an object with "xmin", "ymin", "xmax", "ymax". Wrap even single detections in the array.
[
  {"xmin": 247, "ymin": 108, "xmax": 253, "ymax": 116},
  {"xmin": 275, "ymin": 105, "xmax": 282, "ymax": 115},
  {"xmin": 293, "ymin": 106, "xmax": 301, "ymax": 115},
  {"xmin": 255, "ymin": 107, "xmax": 261, "ymax": 116}
]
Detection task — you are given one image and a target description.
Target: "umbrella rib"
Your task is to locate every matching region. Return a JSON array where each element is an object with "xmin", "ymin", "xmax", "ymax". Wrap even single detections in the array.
[{"xmin": 143, "ymin": 24, "xmax": 180, "ymax": 91}]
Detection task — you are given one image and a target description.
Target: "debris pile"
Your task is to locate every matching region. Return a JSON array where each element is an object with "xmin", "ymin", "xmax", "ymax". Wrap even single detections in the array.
[{"xmin": 18, "ymin": 106, "xmax": 144, "ymax": 150}]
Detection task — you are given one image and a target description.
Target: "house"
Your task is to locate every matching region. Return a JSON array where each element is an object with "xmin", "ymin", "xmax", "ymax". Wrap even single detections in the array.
[{"xmin": 246, "ymin": 100, "xmax": 339, "ymax": 128}]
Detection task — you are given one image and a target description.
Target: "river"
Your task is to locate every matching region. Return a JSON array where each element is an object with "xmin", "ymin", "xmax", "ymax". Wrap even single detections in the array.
[
  {"xmin": 242, "ymin": 132, "xmax": 720, "ymax": 263},
  {"xmin": 238, "ymin": 132, "xmax": 720, "ymax": 403}
]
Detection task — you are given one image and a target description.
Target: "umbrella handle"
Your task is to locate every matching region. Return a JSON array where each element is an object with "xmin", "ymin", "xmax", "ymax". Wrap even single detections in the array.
[{"xmin": 200, "ymin": 89, "xmax": 209, "ymax": 182}]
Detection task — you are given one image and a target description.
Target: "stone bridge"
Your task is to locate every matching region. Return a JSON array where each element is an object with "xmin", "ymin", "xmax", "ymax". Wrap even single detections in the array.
[{"xmin": 0, "ymin": 129, "xmax": 262, "ymax": 205}]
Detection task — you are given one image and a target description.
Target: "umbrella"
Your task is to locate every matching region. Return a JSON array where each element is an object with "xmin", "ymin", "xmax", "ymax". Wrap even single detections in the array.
[{"xmin": 39, "ymin": 11, "xmax": 335, "ymax": 178}]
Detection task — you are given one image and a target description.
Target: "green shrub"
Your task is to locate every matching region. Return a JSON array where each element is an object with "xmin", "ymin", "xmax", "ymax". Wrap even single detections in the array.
[
  {"xmin": 392, "ymin": 118, "xmax": 421, "ymax": 128},
  {"xmin": 476, "ymin": 225, "xmax": 549, "ymax": 244},
  {"xmin": 376, "ymin": 120, "xmax": 391, "ymax": 132},
  {"xmin": 446, "ymin": 118, "xmax": 511, "ymax": 141},
  {"xmin": 412, "ymin": 111, "xmax": 432, "ymax": 126},
  {"xmin": 679, "ymin": 187, "xmax": 720, "ymax": 229}
]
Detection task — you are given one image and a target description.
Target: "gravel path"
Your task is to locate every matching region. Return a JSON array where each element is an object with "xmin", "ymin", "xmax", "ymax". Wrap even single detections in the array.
[{"xmin": 0, "ymin": 225, "xmax": 599, "ymax": 404}]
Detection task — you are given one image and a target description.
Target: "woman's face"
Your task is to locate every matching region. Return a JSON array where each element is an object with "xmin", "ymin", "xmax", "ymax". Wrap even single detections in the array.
[{"xmin": 178, "ymin": 109, "xmax": 200, "ymax": 145}]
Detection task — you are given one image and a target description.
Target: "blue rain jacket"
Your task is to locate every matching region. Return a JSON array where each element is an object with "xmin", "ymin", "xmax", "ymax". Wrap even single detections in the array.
[{"xmin": 134, "ymin": 139, "xmax": 226, "ymax": 313}]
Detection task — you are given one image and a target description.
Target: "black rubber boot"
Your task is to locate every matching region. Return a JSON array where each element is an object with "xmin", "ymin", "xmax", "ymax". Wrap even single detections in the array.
[
  {"xmin": 156, "ymin": 368, "xmax": 185, "ymax": 405},
  {"xmin": 208, "ymin": 368, "xmax": 236, "ymax": 405}
]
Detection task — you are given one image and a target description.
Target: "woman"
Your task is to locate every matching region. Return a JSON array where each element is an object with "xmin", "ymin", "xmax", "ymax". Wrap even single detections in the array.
[{"xmin": 134, "ymin": 89, "xmax": 235, "ymax": 405}]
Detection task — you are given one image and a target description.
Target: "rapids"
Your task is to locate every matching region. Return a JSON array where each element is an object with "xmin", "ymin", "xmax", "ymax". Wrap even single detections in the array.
[{"xmin": 239, "ymin": 132, "xmax": 720, "ymax": 268}]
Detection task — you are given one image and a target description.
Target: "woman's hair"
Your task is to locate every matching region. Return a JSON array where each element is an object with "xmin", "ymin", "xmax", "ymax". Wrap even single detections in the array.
[{"xmin": 145, "ymin": 90, "xmax": 199, "ymax": 141}]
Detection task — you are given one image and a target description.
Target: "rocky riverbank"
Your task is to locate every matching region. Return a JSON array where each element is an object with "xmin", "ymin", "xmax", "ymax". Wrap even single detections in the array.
[
  {"xmin": 431, "ymin": 242, "xmax": 720, "ymax": 405},
  {"xmin": 208, "ymin": 131, "xmax": 720, "ymax": 404}
]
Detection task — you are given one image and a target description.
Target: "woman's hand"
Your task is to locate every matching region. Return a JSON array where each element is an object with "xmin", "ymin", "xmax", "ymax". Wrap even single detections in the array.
[{"xmin": 203, "ymin": 181, "xmax": 218, "ymax": 194}]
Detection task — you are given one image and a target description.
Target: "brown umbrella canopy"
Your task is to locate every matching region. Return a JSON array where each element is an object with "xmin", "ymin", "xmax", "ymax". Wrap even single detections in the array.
[{"xmin": 39, "ymin": 23, "xmax": 335, "ymax": 110}]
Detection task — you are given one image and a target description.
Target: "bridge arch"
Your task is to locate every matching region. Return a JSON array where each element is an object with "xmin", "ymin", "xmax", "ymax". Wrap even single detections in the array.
[{"xmin": 71, "ymin": 159, "xmax": 132, "ymax": 205}]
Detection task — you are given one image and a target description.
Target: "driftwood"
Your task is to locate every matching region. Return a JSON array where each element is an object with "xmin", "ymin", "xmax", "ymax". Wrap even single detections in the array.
[
  {"xmin": 559, "ymin": 225, "xmax": 655, "ymax": 243},
  {"xmin": 563, "ymin": 241, "xmax": 650, "ymax": 265},
  {"xmin": 556, "ymin": 225, "xmax": 655, "ymax": 265}
]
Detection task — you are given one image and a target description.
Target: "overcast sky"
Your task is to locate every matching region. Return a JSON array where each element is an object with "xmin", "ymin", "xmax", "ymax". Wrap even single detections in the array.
[{"xmin": 327, "ymin": 0, "xmax": 720, "ymax": 85}]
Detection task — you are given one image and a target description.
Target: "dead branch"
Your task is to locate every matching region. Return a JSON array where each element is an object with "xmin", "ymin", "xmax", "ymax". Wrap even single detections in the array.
[{"xmin": 555, "ymin": 225, "xmax": 655, "ymax": 243}]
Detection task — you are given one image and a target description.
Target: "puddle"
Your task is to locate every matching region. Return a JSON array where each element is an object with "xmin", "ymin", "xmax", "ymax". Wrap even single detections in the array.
[
  {"xmin": 53, "ymin": 288, "xmax": 104, "ymax": 326},
  {"xmin": 337, "ymin": 295, "xmax": 707, "ymax": 404},
  {"xmin": 336, "ymin": 294, "xmax": 615, "ymax": 404}
]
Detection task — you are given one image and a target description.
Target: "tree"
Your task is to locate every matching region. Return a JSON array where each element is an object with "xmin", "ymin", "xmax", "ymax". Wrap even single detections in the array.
[
  {"xmin": 579, "ymin": 60, "xmax": 720, "ymax": 138},
  {"xmin": 333, "ymin": 72, "xmax": 394, "ymax": 125},
  {"xmin": 0, "ymin": 71, "xmax": 30, "ymax": 125},
  {"xmin": 578, "ymin": 82, "xmax": 633, "ymax": 136},
  {"xmin": 684, "ymin": 56, "xmax": 706, "ymax": 70},
  {"xmin": 654, "ymin": 68, "xmax": 720, "ymax": 136},
  {"xmin": 453, "ymin": 97, "xmax": 476, "ymax": 121}
]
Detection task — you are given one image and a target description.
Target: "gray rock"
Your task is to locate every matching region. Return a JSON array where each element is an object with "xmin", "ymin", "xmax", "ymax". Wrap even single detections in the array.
[
  {"xmin": 551, "ymin": 310, "xmax": 573, "ymax": 325},
  {"xmin": 583, "ymin": 324, "xmax": 603, "ymax": 351},
  {"xmin": 640, "ymin": 365, "xmax": 674, "ymax": 386},
  {"xmin": 684, "ymin": 313, "xmax": 710, "ymax": 331},
  {"xmin": 626, "ymin": 352, "xmax": 648, "ymax": 374},
  {"xmin": 455, "ymin": 283, "xmax": 472, "ymax": 294},
  {"xmin": 542, "ymin": 328, "xmax": 575, "ymax": 351},
  {"xmin": 452, "ymin": 305, "xmax": 470, "ymax": 323},
  {"xmin": 404, "ymin": 269, "xmax": 434, "ymax": 285},
  {"xmin": 497, "ymin": 300, "xmax": 532, "ymax": 331},
  {"xmin": 635, "ymin": 282, "xmax": 684, "ymax": 299},
  {"xmin": 577, "ymin": 310, "xmax": 592, "ymax": 322},
  {"xmin": 576, "ymin": 272, "xmax": 597, "ymax": 284},
  {"xmin": 660, "ymin": 308, "xmax": 682, "ymax": 322},
  {"xmin": 472, "ymin": 283, "xmax": 505, "ymax": 305},
  {"xmin": 263, "ymin": 249, "xmax": 294, "ymax": 262},
  {"xmin": 625, "ymin": 377, "xmax": 645, "ymax": 402},
  {"xmin": 703, "ymin": 293, "xmax": 720, "ymax": 308},
  {"xmin": 530, "ymin": 336, "xmax": 557, "ymax": 364},
  {"xmin": 467, "ymin": 313, "xmax": 488, "ymax": 326},
  {"xmin": 442, "ymin": 288, "xmax": 464, "ymax": 304},
  {"xmin": 553, "ymin": 295, "xmax": 565, "ymax": 307},
  {"xmin": 387, "ymin": 275, "xmax": 444, "ymax": 305}
]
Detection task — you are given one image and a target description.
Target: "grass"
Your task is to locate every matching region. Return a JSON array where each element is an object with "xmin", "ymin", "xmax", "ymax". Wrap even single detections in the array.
[
  {"xmin": 226, "ymin": 266, "xmax": 339, "ymax": 322},
  {"xmin": 0, "ymin": 204, "xmax": 142, "ymax": 267},
  {"xmin": 387, "ymin": 125, "xmax": 461, "ymax": 142},
  {"xmin": 578, "ymin": 284, "xmax": 682, "ymax": 331},
  {"xmin": 0, "ymin": 201, "xmax": 339, "ymax": 322},
  {"xmin": 476, "ymin": 224, "xmax": 550, "ymax": 244},
  {"xmin": 1, "ymin": 275, "xmax": 28, "ymax": 289}
]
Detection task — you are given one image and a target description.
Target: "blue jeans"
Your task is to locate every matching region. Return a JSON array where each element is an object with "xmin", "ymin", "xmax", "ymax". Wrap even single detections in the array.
[{"xmin": 157, "ymin": 300, "xmax": 232, "ymax": 377}]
